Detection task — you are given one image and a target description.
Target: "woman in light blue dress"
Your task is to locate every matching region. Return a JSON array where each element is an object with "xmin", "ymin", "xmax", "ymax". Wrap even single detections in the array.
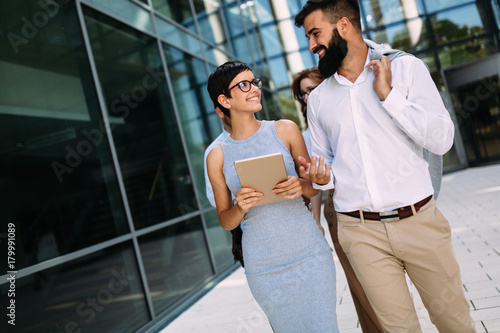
[{"xmin": 206, "ymin": 61, "xmax": 338, "ymax": 332}]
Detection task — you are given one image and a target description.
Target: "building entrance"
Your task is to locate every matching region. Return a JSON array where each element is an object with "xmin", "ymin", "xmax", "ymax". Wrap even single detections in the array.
[{"xmin": 443, "ymin": 54, "xmax": 500, "ymax": 167}]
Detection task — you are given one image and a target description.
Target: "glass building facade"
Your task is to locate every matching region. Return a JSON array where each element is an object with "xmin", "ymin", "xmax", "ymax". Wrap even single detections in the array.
[{"xmin": 0, "ymin": 0, "xmax": 499, "ymax": 332}]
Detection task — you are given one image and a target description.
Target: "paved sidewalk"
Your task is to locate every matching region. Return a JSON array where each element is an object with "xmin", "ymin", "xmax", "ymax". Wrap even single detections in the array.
[{"xmin": 162, "ymin": 164, "xmax": 500, "ymax": 333}]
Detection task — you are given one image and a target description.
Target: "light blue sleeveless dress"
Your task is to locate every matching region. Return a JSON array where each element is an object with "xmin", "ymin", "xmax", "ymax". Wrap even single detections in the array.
[{"xmin": 221, "ymin": 121, "xmax": 338, "ymax": 332}]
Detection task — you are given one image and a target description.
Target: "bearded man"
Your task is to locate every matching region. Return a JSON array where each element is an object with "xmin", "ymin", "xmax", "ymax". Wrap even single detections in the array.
[{"xmin": 295, "ymin": 0, "xmax": 476, "ymax": 332}]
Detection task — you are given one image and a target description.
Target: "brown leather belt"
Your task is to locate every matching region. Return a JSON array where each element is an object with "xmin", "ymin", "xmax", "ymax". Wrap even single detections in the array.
[{"xmin": 339, "ymin": 195, "xmax": 432, "ymax": 222}]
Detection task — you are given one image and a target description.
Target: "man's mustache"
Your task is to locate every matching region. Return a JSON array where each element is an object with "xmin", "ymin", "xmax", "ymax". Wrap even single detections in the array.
[{"xmin": 313, "ymin": 45, "xmax": 326, "ymax": 55}]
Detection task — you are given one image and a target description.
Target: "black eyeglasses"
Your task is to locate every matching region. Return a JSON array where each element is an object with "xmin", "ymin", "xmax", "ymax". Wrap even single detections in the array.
[
  {"xmin": 226, "ymin": 78, "xmax": 263, "ymax": 93},
  {"xmin": 298, "ymin": 86, "xmax": 317, "ymax": 100}
]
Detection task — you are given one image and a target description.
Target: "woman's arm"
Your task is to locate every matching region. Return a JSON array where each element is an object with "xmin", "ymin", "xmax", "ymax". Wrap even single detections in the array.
[
  {"xmin": 207, "ymin": 146, "xmax": 263, "ymax": 230},
  {"xmin": 274, "ymin": 120, "xmax": 322, "ymax": 198}
]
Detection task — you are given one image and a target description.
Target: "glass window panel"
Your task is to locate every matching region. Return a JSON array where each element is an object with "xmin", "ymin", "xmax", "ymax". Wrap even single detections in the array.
[
  {"xmin": 0, "ymin": 0, "xmax": 128, "ymax": 271},
  {"xmin": 262, "ymin": 88, "xmax": 283, "ymax": 120},
  {"xmin": 232, "ymin": 35, "xmax": 254, "ymax": 64},
  {"xmin": 254, "ymin": 0, "xmax": 275, "ymax": 24},
  {"xmin": 224, "ymin": 2, "xmax": 255, "ymax": 64},
  {"xmin": 163, "ymin": 44, "xmax": 218, "ymax": 209},
  {"xmin": 203, "ymin": 209, "xmax": 233, "ymax": 271},
  {"xmin": 431, "ymin": 4, "xmax": 488, "ymax": 45},
  {"xmin": 83, "ymin": 7, "xmax": 197, "ymax": 229},
  {"xmin": 493, "ymin": 0, "xmax": 500, "ymax": 28},
  {"xmin": 155, "ymin": 15, "xmax": 202, "ymax": 55},
  {"xmin": 449, "ymin": 75, "xmax": 500, "ymax": 165},
  {"xmin": 151, "ymin": 0, "xmax": 197, "ymax": 33},
  {"xmin": 224, "ymin": 3, "xmax": 245, "ymax": 36},
  {"xmin": 443, "ymin": 145, "xmax": 461, "ymax": 170},
  {"xmin": 84, "ymin": 0, "xmax": 154, "ymax": 34},
  {"xmin": 301, "ymin": 49, "xmax": 317, "ymax": 68},
  {"xmin": 287, "ymin": 0, "xmax": 302, "ymax": 16},
  {"xmin": 243, "ymin": 4, "xmax": 268, "ymax": 69},
  {"xmin": 254, "ymin": 59, "xmax": 272, "ymax": 79},
  {"xmin": 268, "ymin": 56, "xmax": 290, "ymax": 89},
  {"xmin": 278, "ymin": 89, "xmax": 301, "ymax": 125},
  {"xmin": 294, "ymin": 24, "xmax": 310, "ymax": 50},
  {"xmin": 373, "ymin": 18, "xmax": 429, "ymax": 52},
  {"xmin": 204, "ymin": 43, "xmax": 231, "ymax": 64},
  {"xmin": 139, "ymin": 217, "xmax": 213, "ymax": 314},
  {"xmin": 0, "ymin": 242, "xmax": 148, "ymax": 332},
  {"xmin": 438, "ymin": 37, "xmax": 497, "ymax": 68},
  {"xmin": 424, "ymin": 0, "xmax": 474, "ymax": 13},
  {"xmin": 193, "ymin": 0, "xmax": 230, "ymax": 51},
  {"xmin": 362, "ymin": 0, "xmax": 424, "ymax": 29},
  {"xmin": 261, "ymin": 24, "xmax": 283, "ymax": 58}
]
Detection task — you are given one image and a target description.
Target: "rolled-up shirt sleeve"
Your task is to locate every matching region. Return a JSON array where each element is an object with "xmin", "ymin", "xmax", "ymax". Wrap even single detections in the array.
[
  {"xmin": 382, "ymin": 58, "xmax": 455, "ymax": 156},
  {"xmin": 307, "ymin": 89, "xmax": 335, "ymax": 191}
]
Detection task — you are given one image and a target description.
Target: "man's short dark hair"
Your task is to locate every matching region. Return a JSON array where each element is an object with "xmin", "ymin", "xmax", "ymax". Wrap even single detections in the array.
[
  {"xmin": 207, "ymin": 61, "xmax": 253, "ymax": 117},
  {"xmin": 294, "ymin": 0, "xmax": 361, "ymax": 32}
]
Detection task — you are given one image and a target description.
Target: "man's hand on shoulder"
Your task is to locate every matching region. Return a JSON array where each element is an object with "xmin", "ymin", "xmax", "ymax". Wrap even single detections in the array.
[{"xmin": 367, "ymin": 55, "xmax": 392, "ymax": 101}]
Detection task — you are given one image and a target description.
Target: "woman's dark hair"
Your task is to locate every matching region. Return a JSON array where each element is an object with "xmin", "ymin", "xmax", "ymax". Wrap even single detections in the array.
[
  {"xmin": 207, "ymin": 61, "xmax": 253, "ymax": 117},
  {"xmin": 294, "ymin": 0, "xmax": 361, "ymax": 32},
  {"xmin": 291, "ymin": 67, "xmax": 324, "ymax": 125}
]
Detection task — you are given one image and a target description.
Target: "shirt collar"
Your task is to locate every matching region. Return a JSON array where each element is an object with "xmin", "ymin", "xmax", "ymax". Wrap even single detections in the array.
[{"xmin": 332, "ymin": 50, "xmax": 372, "ymax": 86}]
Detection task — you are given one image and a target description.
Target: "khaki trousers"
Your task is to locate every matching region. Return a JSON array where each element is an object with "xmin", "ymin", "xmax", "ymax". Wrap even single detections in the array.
[
  {"xmin": 337, "ymin": 197, "xmax": 475, "ymax": 332},
  {"xmin": 324, "ymin": 190, "xmax": 384, "ymax": 333}
]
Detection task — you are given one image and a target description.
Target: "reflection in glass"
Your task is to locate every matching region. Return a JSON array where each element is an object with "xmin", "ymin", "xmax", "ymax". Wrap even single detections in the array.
[
  {"xmin": 204, "ymin": 43, "xmax": 230, "ymax": 64},
  {"xmin": 242, "ymin": 2, "xmax": 270, "ymax": 75},
  {"xmin": 83, "ymin": 7, "xmax": 196, "ymax": 229},
  {"xmin": 438, "ymin": 37, "xmax": 497, "ymax": 68},
  {"xmin": 424, "ymin": 0, "xmax": 473, "ymax": 13},
  {"xmin": 83, "ymin": 0, "xmax": 154, "ymax": 34},
  {"xmin": 443, "ymin": 144, "xmax": 461, "ymax": 171},
  {"xmin": 223, "ymin": 2, "xmax": 253, "ymax": 64},
  {"xmin": 255, "ymin": 0, "xmax": 275, "ymax": 24},
  {"xmin": 203, "ymin": 209, "xmax": 233, "ymax": 271},
  {"xmin": 163, "ymin": 44, "xmax": 217, "ymax": 208},
  {"xmin": 155, "ymin": 16, "xmax": 202, "ymax": 55},
  {"xmin": 193, "ymin": 0, "xmax": 230, "ymax": 52},
  {"xmin": 362, "ymin": 0, "xmax": 424, "ymax": 28},
  {"xmin": 268, "ymin": 56, "xmax": 290, "ymax": 89},
  {"xmin": 139, "ymin": 217, "xmax": 213, "ymax": 314},
  {"xmin": 287, "ymin": 0, "xmax": 302, "ymax": 16},
  {"xmin": 431, "ymin": 4, "xmax": 487, "ymax": 45},
  {"xmin": 261, "ymin": 25, "xmax": 282, "ymax": 58},
  {"xmin": 0, "ymin": 0, "xmax": 128, "ymax": 271},
  {"xmin": 300, "ymin": 49, "xmax": 317, "ymax": 69},
  {"xmin": 0, "ymin": 242, "xmax": 148, "ymax": 332},
  {"xmin": 295, "ymin": 24, "xmax": 310, "ymax": 50},
  {"xmin": 262, "ymin": 88, "xmax": 283, "ymax": 120},
  {"xmin": 151, "ymin": 0, "xmax": 197, "ymax": 33},
  {"xmin": 278, "ymin": 90, "xmax": 301, "ymax": 125},
  {"xmin": 449, "ymin": 75, "xmax": 500, "ymax": 165},
  {"xmin": 374, "ymin": 18, "xmax": 428, "ymax": 51}
]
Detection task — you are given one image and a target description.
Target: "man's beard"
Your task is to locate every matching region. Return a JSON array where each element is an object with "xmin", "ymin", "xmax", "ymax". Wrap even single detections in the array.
[{"xmin": 318, "ymin": 29, "xmax": 348, "ymax": 78}]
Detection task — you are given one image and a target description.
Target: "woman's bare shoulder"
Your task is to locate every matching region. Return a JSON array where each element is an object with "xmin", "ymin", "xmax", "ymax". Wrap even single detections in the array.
[
  {"xmin": 207, "ymin": 144, "xmax": 223, "ymax": 166},
  {"xmin": 274, "ymin": 119, "xmax": 300, "ymax": 133}
]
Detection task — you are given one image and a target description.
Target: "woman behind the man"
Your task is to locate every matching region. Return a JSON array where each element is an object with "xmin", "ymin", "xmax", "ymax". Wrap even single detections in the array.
[
  {"xmin": 292, "ymin": 67, "xmax": 384, "ymax": 333},
  {"xmin": 206, "ymin": 61, "xmax": 339, "ymax": 332}
]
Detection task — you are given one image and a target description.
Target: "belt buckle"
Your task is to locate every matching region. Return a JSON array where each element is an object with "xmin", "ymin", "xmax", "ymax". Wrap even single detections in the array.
[{"xmin": 379, "ymin": 210, "xmax": 400, "ymax": 222}]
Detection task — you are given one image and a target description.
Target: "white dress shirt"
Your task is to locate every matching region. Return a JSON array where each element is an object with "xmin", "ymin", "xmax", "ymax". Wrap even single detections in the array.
[{"xmin": 308, "ymin": 49, "xmax": 454, "ymax": 212}]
